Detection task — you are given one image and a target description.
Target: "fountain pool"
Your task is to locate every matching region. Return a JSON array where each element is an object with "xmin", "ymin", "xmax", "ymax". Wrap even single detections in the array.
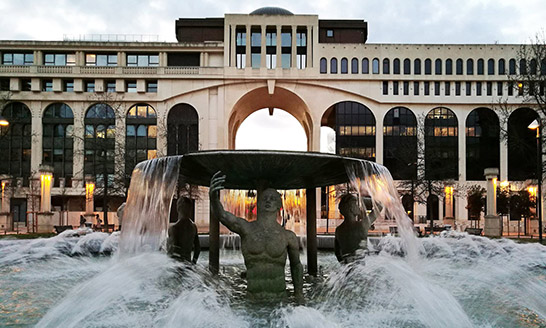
[{"xmin": 0, "ymin": 230, "xmax": 545, "ymax": 328}]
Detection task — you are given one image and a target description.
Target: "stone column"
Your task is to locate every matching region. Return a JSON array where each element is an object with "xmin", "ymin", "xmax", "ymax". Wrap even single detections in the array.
[
  {"xmin": 291, "ymin": 25, "xmax": 297, "ymax": 68},
  {"xmin": 276, "ymin": 26, "xmax": 282, "ymax": 69},
  {"xmin": 484, "ymin": 168, "xmax": 501, "ymax": 237},
  {"xmin": 499, "ymin": 120, "xmax": 508, "ymax": 181},
  {"xmin": 245, "ymin": 25, "xmax": 251, "ymax": 68},
  {"xmin": 260, "ymin": 25, "xmax": 266, "ymax": 68},
  {"xmin": 458, "ymin": 115, "xmax": 466, "ymax": 182},
  {"xmin": 306, "ymin": 25, "xmax": 312, "ymax": 68},
  {"xmin": 375, "ymin": 114, "xmax": 384, "ymax": 165}
]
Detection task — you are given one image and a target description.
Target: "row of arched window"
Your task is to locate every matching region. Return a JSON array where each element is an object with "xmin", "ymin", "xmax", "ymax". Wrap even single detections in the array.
[
  {"xmin": 320, "ymin": 57, "xmax": 546, "ymax": 76},
  {"xmin": 0, "ymin": 102, "xmax": 199, "ymax": 188},
  {"xmin": 322, "ymin": 102, "xmax": 538, "ymax": 181}
]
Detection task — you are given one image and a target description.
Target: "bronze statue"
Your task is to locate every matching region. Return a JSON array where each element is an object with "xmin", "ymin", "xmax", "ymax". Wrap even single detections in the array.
[
  {"xmin": 209, "ymin": 171, "xmax": 303, "ymax": 299},
  {"xmin": 335, "ymin": 194, "xmax": 382, "ymax": 263},
  {"xmin": 167, "ymin": 197, "xmax": 200, "ymax": 264}
]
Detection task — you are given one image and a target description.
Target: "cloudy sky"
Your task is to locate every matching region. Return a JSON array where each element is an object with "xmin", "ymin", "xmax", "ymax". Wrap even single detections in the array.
[{"xmin": 0, "ymin": 0, "xmax": 544, "ymax": 150}]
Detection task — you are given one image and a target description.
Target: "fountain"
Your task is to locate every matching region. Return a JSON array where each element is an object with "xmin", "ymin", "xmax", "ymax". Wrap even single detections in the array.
[{"xmin": 0, "ymin": 150, "xmax": 545, "ymax": 327}]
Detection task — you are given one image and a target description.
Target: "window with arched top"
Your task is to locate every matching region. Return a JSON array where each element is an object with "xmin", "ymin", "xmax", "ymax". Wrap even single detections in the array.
[
  {"xmin": 509, "ymin": 59, "xmax": 516, "ymax": 74},
  {"xmin": 530, "ymin": 59, "xmax": 537, "ymax": 75},
  {"xmin": 498, "ymin": 59, "xmax": 506, "ymax": 75},
  {"xmin": 508, "ymin": 108, "xmax": 539, "ymax": 180},
  {"xmin": 362, "ymin": 58, "xmax": 369, "ymax": 74},
  {"xmin": 0, "ymin": 102, "xmax": 32, "ymax": 183},
  {"xmin": 383, "ymin": 58, "xmax": 390, "ymax": 74},
  {"xmin": 435, "ymin": 59, "xmax": 442, "ymax": 75},
  {"xmin": 167, "ymin": 104, "xmax": 199, "ymax": 156},
  {"xmin": 340, "ymin": 58, "xmax": 348, "ymax": 74},
  {"xmin": 541, "ymin": 59, "xmax": 546, "ymax": 75},
  {"xmin": 477, "ymin": 59, "xmax": 484, "ymax": 75},
  {"xmin": 467, "ymin": 59, "xmax": 474, "ymax": 75},
  {"xmin": 372, "ymin": 58, "xmax": 379, "ymax": 74},
  {"xmin": 425, "ymin": 59, "xmax": 432, "ymax": 75},
  {"xmin": 519, "ymin": 59, "xmax": 527, "ymax": 75},
  {"xmin": 125, "ymin": 104, "xmax": 157, "ymax": 185},
  {"xmin": 456, "ymin": 59, "xmax": 463, "ymax": 75},
  {"xmin": 383, "ymin": 107, "xmax": 417, "ymax": 180},
  {"xmin": 445, "ymin": 59, "xmax": 453, "ymax": 75},
  {"xmin": 84, "ymin": 103, "xmax": 116, "ymax": 189},
  {"xmin": 425, "ymin": 107, "xmax": 458, "ymax": 179},
  {"xmin": 330, "ymin": 58, "xmax": 338, "ymax": 74},
  {"xmin": 351, "ymin": 58, "xmax": 358, "ymax": 74},
  {"xmin": 403, "ymin": 58, "xmax": 411, "ymax": 74},
  {"xmin": 43, "ymin": 103, "xmax": 74, "ymax": 186},
  {"xmin": 465, "ymin": 108, "xmax": 500, "ymax": 180},
  {"xmin": 332, "ymin": 101, "xmax": 376, "ymax": 161},
  {"xmin": 320, "ymin": 57, "xmax": 327, "ymax": 74},
  {"xmin": 487, "ymin": 59, "xmax": 495, "ymax": 75},
  {"xmin": 414, "ymin": 59, "xmax": 421, "ymax": 75},
  {"xmin": 393, "ymin": 58, "xmax": 400, "ymax": 74}
]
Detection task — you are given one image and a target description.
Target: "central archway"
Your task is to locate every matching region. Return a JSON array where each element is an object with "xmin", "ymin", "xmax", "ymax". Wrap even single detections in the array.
[{"xmin": 228, "ymin": 86, "xmax": 313, "ymax": 150}]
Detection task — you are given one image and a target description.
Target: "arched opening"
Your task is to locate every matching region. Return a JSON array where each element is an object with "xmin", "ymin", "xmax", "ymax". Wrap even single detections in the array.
[
  {"xmin": 126, "ymin": 103, "xmax": 157, "ymax": 186},
  {"xmin": 167, "ymin": 103, "xmax": 198, "ymax": 156},
  {"xmin": 43, "ymin": 103, "xmax": 74, "ymax": 187},
  {"xmin": 228, "ymin": 86, "xmax": 312, "ymax": 150},
  {"xmin": 425, "ymin": 107, "xmax": 458, "ymax": 180},
  {"xmin": 0, "ymin": 102, "xmax": 31, "ymax": 185},
  {"xmin": 508, "ymin": 108, "xmax": 539, "ymax": 180},
  {"xmin": 383, "ymin": 106, "xmax": 417, "ymax": 180},
  {"xmin": 465, "ymin": 107, "xmax": 500, "ymax": 180}
]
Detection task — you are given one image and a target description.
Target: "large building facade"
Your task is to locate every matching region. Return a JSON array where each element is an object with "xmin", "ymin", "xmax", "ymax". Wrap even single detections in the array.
[{"xmin": 0, "ymin": 7, "xmax": 541, "ymax": 233}]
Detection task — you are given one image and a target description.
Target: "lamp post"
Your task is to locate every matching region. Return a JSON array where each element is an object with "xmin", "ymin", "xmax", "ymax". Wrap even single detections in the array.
[{"xmin": 528, "ymin": 119, "xmax": 543, "ymax": 243}]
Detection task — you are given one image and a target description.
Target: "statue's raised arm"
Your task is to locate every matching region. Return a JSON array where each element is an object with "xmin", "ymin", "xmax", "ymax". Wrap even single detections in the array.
[{"xmin": 209, "ymin": 171, "xmax": 248, "ymax": 234}]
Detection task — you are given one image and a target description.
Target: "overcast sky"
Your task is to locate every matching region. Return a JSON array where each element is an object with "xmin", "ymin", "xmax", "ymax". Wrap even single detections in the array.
[{"xmin": 1, "ymin": 0, "xmax": 544, "ymax": 150}]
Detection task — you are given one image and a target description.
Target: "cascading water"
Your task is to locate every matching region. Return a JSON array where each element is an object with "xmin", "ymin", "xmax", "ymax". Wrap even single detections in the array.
[{"xmin": 0, "ymin": 153, "xmax": 545, "ymax": 327}]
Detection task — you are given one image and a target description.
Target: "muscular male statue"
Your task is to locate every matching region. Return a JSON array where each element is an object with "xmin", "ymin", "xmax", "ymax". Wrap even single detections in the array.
[
  {"xmin": 209, "ymin": 171, "xmax": 304, "ymax": 299},
  {"xmin": 335, "ymin": 194, "xmax": 382, "ymax": 263},
  {"xmin": 167, "ymin": 197, "xmax": 200, "ymax": 264}
]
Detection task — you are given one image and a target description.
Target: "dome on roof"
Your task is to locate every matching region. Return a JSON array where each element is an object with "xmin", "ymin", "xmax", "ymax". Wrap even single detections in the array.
[{"xmin": 250, "ymin": 7, "xmax": 294, "ymax": 15}]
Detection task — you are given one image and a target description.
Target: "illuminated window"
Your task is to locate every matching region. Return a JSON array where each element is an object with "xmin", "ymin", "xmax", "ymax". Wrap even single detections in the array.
[
  {"xmin": 45, "ymin": 53, "xmax": 76, "ymax": 66},
  {"xmin": 425, "ymin": 107, "xmax": 458, "ymax": 179},
  {"xmin": 383, "ymin": 106, "xmax": 417, "ymax": 179},
  {"xmin": 84, "ymin": 104, "xmax": 116, "ymax": 188},
  {"xmin": 127, "ymin": 54, "xmax": 159, "ymax": 67},
  {"xmin": 0, "ymin": 102, "xmax": 32, "ymax": 184},
  {"xmin": 43, "ymin": 103, "xmax": 74, "ymax": 186},
  {"xmin": 126, "ymin": 104, "xmax": 157, "ymax": 186},
  {"xmin": 2, "ymin": 53, "xmax": 33, "ymax": 65},
  {"xmin": 85, "ymin": 53, "xmax": 117, "ymax": 66}
]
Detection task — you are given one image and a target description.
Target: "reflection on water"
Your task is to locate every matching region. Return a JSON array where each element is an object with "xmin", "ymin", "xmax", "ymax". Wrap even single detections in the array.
[{"xmin": 0, "ymin": 231, "xmax": 545, "ymax": 328}]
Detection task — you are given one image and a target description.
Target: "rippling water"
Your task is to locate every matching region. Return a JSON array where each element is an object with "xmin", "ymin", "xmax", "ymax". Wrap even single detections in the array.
[{"xmin": 1, "ymin": 230, "xmax": 545, "ymax": 328}]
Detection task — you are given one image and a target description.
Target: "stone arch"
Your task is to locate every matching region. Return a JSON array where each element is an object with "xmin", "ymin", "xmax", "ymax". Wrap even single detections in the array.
[
  {"xmin": 228, "ymin": 86, "xmax": 313, "ymax": 150},
  {"xmin": 167, "ymin": 103, "xmax": 199, "ymax": 155}
]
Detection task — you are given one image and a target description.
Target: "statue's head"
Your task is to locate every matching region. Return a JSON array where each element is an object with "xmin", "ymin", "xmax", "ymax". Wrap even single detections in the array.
[
  {"xmin": 177, "ymin": 197, "xmax": 193, "ymax": 220},
  {"xmin": 339, "ymin": 194, "xmax": 359, "ymax": 217},
  {"xmin": 258, "ymin": 188, "xmax": 282, "ymax": 213}
]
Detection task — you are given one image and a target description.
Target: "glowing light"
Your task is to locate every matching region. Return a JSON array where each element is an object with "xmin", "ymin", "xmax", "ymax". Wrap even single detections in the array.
[
  {"xmin": 528, "ymin": 119, "xmax": 539, "ymax": 130},
  {"xmin": 500, "ymin": 180, "xmax": 509, "ymax": 188},
  {"xmin": 445, "ymin": 186, "xmax": 454, "ymax": 196},
  {"xmin": 528, "ymin": 186, "xmax": 537, "ymax": 197},
  {"xmin": 40, "ymin": 172, "xmax": 53, "ymax": 212}
]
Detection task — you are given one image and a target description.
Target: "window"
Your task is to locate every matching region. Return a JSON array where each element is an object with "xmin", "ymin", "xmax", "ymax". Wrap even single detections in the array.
[
  {"xmin": 42, "ymin": 79, "xmax": 53, "ymax": 92},
  {"xmin": 498, "ymin": 59, "xmax": 506, "ymax": 75},
  {"xmin": 424, "ymin": 59, "xmax": 431, "ymax": 75},
  {"xmin": 509, "ymin": 59, "xmax": 516, "ymax": 74},
  {"xmin": 326, "ymin": 29, "xmax": 333, "ymax": 37},
  {"xmin": 330, "ymin": 58, "xmax": 337, "ymax": 74},
  {"xmin": 251, "ymin": 30, "xmax": 261, "ymax": 68},
  {"xmin": 414, "ymin": 81, "xmax": 419, "ymax": 95},
  {"xmin": 530, "ymin": 59, "xmax": 537, "ymax": 75},
  {"xmin": 455, "ymin": 82, "xmax": 461, "ymax": 96},
  {"xmin": 45, "ymin": 53, "xmax": 75, "ymax": 66},
  {"xmin": 265, "ymin": 30, "xmax": 277, "ymax": 69},
  {"xmin": 508, "ymin": 82, "xmax": 514, "ymax": 96},
  {"xmin": 456, "ymin": 59, "xmax": 463, "ymax": 75},
  {"xmin": 167, "ymin": 104, "xmax": 199, "ymax": 156},
  {"xmin": 424, "ymin": 81, "xmax": 430, "ymax": 95},
  {"xmin": 403, "ymin": 58, "xmax": 410, "ymax": 74},
  {"xmin": 106, "ymin": 80, "xmax": 116, "ymax": 93},
  {"xmin": 334, "ymin": 101, "xmax": 376, "ymax": 161},
  {"xmin": 403, "ymin": 81, "xmax": 409, "ymax": 95},
  {"xmin": 296, "ymin": 30, "xmax": 306, "ymax": 69},
  {"xmin": 0, "ymin": 78, "xmax": 9, "ymax": 91},
  {"xmin": 467, "ymin": 59, "xmax": 474, "ymax": 74},
  {"xmin": 372, "ymin": 58, "xmax": 379, "ymax": 74},
  {"xmin": 466, "ymin": 82, "xmax": 472, "ymax": 96},
  {"xmin": 382, "ymin": 81, "xmax": 388, "ymax": 95},
  {"xmin": 0, "ymin": 102, "xmax": 32, "ymax": 182},
  {"xmin": 488, "ymin": 59, "xmax": 495, "ymax": 75},
  {"xmin": 487, "ymin": 82, "xmax": 492, "ymax": 96},
  {"xmin": 43, "ymin": 103, "xmax": 74, "ymax": 186},
  {"xmin": 383, "ymin": 58, "xmax": 390, "ymax": 74},
  {"xmin": 281, "ymin": 31, "xmax": 291, "ymax": 68},
  {"xmin": 86, "ymin": 54, "xmax": 117, "ymax": 66},
  {"xmin": 146, "ymin": 80, "xmax": 157, "ymax": 93},
  {"xmin": 2, "ymin": 53, "xmax": 33, "ymax": 65},
  {"xmin": 445, "ymin": 82, "xmax": 450, "ymax": 96},
  {"xmin": 393, "ymin": 81, "xmax": 399, "ymax": 95},
  {"xmin": 508, "ymin": 108, "xmax": 539, "ymax": 180},
  {"xmin": 435, "ymin": 59, "xmax": 442, "ymax": 75},
  {"xmin": 393, "ymin": 58, "xmax": 400, "ymax": 74},
  {"xmin": 446, "ymin": 59, "xmax": 453, "ymax": 75},
  {"xmin": 63, "ymin": 80, "xmax": 74, "ymax": 92},
  {"xmin": 477, "ymin": 59, "xmax": 484, "ymax": 75},
  {"xmin": 425, "ymin": 107, "xmax": 458, "ymax": 179},
  {"xmin": 497, "ymin": 82, "xmax": 503, "ymax": 96},
  {"xmin": 362, "ymin": 58, "xmax": 369, "ymax": 74},
  {"xmin": 351, "ymin": 58, "xmax": 358, "ymax": 74},
  {"xmin": 320, "ymin": 58, "xmax": 327, "ymax": 74},
  {"xmin": 476, "ymin": 82, "xmax": 482, "ymax": 96},
  {"xmin": 383, "ymin": 107, "xmax": 417, "ymax": 179},
  {"xmin": 126, "ymin": 81, "xmax": 137, "ymax": 93},
  {"xmin": 127, "ymin": 54, "xmax": 159, "ymax": 67},
  {"xmin": 126, "ymin": 104, "xmax": 157, "ymax": 187},
  {"xmin": 414, "ymin": 59, "xmax": 421, "ymax": 75},
  {"xmin": 434, "ymin": 82, "xmax": 440, "ymax": 95},
  {"xmin": 21, "ymin": 79, "xmax": 31, "ymax": 91},
  {"xmin": 341, "ymin": 58, "xmax": 348, "ymax": 74},
  {"xmin": 85, "ymin": 80, "xmax": 95, "ymax": 92},
  {"xmin": 236, "ymin": 29, "xmax": 246, "ymax": 69},
  {"xmin": 520, "ymin": 59, "xmax": 527, "ymax": 75}
]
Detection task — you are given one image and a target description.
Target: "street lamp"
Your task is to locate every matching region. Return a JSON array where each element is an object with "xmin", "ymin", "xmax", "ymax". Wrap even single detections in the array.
[
  {"xmin": 528, "ymin": 119, "xmax": 543, "ymax": 243},
  {"xmin": 0, "ymin": 114, "xmax": 8, "ymax": 126}
]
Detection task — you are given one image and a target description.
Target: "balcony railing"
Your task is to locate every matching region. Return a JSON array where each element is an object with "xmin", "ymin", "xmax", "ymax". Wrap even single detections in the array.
[
  {"xmin": 0, "ymin": 65, "xmax": 31, "ymax": 73},
  {"xmin": 0, "ymin": 65, "xmax": 224, "ymax": 76}
]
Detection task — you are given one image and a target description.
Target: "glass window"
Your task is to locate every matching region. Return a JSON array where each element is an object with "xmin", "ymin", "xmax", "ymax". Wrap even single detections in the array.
[
  {"xmin": 362, "ymin": 58, "xmax": 369, "ymax": 74},
  {"xmin": 403, "ymin": 58, "xmax": 410, "ymax": 74},
  {"xmin": 372, "ymin": 58, "xmax": 380, "ymax": 74},
  {"xmin": 383, "ymin": 81, "xmax": 388, "ymax": 95},
  {"xmin": 393, "ymin": 58, "xmax": 400, "ymax": 74},
  {"xmin": 414, "ymin": 81, "xmax": 419, "ymax": 95},
  {"xmin": 2, "ymin": 53, "xmax": 33, "ymax": 65},
  {"xmin": 424, "ymin": 59, "xmax": 432, "ymax": 75},
  {"xmin": 44, "ymin": 53, "xmax": 75, "ymax": 66},
  {"xmin": 320, "ymin": 58, "xmax": 327, "ymax": 74},
  {"xmin": 326, "ymin": 30, "xmax": 333, "ymax": 37},
  {"xmin": 127, "ymin": 81, "xmax": 137, "ymax": 93},
  {"xmin": 477, "ymin": 59, "xmax": 484, "ymax": 75},
  {"xmin": 383, "ymin": 59, "xmax": 390, "ymax": 74},
  {"xmin": 393, "ymin": 81, "xmax": 399, "ymax": 95},
  {"xmin": 498, "ymin": 59, "xmax": 506, "ymax": 75},
  {"xmin": 509, "ymin": 59, "xmax": 516, "ymax": 74},
  {"xmin": 456, "ymin": 59, "xmax": 463, "ymax": 75},
  {"xmin": 383, "ymin": 107, "xmax": 417, "ymax": 179},
  {"xmin": 445, "ymin": 59, "xmax": 452, "ymax": 75},
  {"xmin": 445, "ymin": 82, "xmax": 451, "ymax": 96},
  {"xmin": 403, "ymin": 81, "xmax": 409, "ymax": 95},
  {"xmin": 341, "ymin": 58, "xmax": 348, "ymax": 74},
  {"xmin": 106, "ymin": 80, "xmax": 116, "ymax": 93},
  {"xmin": 351, "ymin": 58, "xmax": 358, "ymax": 74},
  {"xmin": 42, "ymin": 79, "xmax": 53, "ymax": 92},
  {"xmin": 414, "ymin": 59, "xmax": 421, "ymax": 75},
  {"xmin": 85, "ymin": 80, "xmax": 95, "ymax": 92},
  {"xmin": 127, "ymin": 54, "xmax": 159, "ymax": 67},
  {"xmin": 425, "ymin": 107, "xmax": 458, "ymax": 179},
  {"xmin": 455, "ymin": 82, "xmax": 461, "ymax": 96},
  {"xmin": 424, "ymin": 81, "xmax": 430, "ymax": 95},
  {"xmin": 467, "ymin": 59, "xmax": 474, "ymax": 75},
  {"xmin": 466, "ymin": 82, "xmax": 472, "ymax": 96},
  {"xmin": 330, "ymin": 58, "xmax": 337, "ymax": 74},
  {"xmin": 488, "ymin": 59, "xmax": 495, "ymax": 75},
  {"xmin": 86, "ymin": 54, "xmax": 117, "ymax": 66},
  {"xmin": 0, "ymin": 103, "xmax": 32, "ymax": 180},
  {"xmin": 476, "ymin": 82, "xmax": 482, "ymax": 96},
  {"xmin": 334, "ymin": 101, "xmax": 376, "ymax": 161},
  {"xmin": 146, "ymin": 80, "xmax": 157, "ymax": 93},
  {"xmin": 63, "ymin": 80, "xmax": 74, "ymax": 92},
  {"xmin": 435, "ymin": 59, "xmax": 442, "ymax": 75},
  {"xmin": 497, "ymin": 82, "xmax": 503, "ymax": 96}
]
